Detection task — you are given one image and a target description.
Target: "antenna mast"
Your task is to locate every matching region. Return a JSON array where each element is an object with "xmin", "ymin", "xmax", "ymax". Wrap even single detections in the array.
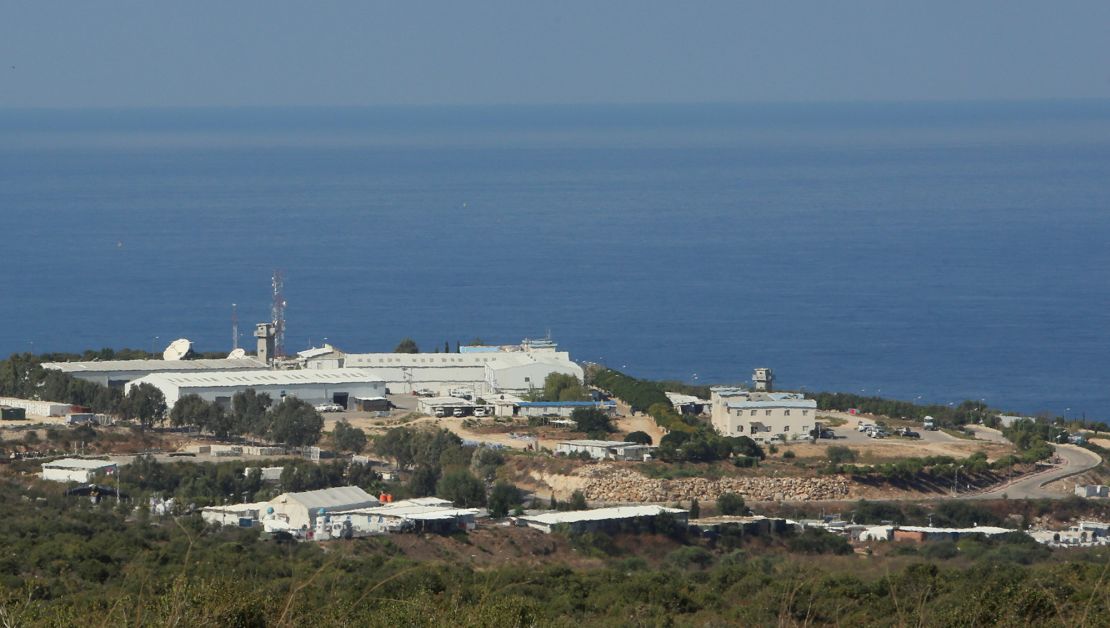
[
  {"xmin": 271, "ymin": 271, "xmax": 286, "ymax": 358},
  {"xmin": 231, "ymin": 303, "xmax": 239, "ymax": 350}
]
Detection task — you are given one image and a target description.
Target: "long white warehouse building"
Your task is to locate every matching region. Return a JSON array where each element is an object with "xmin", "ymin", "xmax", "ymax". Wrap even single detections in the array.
[
  {"xmin": 43, "ymin": 358, "xmax": 267, "ymax": 389},
  {"xmin": 306, "ymin": 350, "xmax": 583, "ymax": 395},
  {"xmin": 127, "ymin": 369, "xmax": 386, "ymax": 409}
]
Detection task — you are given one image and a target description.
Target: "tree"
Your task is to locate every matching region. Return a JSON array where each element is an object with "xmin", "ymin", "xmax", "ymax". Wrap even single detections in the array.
[
  {"xmin": 717, "ymin": 492, "xmax": 747, "ymax": 516},
  {"xmin": 436, "ymin": 469, "xmax": 486, "ymax": 507},
  {"xmin": 332, "ymin": 420, "xmax": 367, "ymax": 453},
  {"xmin": 569, "ymin": 490, "xmax": 588, "ymax": 510},
  {"xmin": 125, "ymin": 383, "xmax": 167, "ymax": 429},
  {"xmin": 571, "ymin": 407, "xmax": 613, "ymax": 434},
  {"xmin": 231, "ymin": 389, "xmax": 273, "ymax": 437},
  {"xmin": 624, "ymin": 431, "xmax": 653, "ymax": 445},
  {"xmin": 169, "ymin": 394, "xmax": 212, "ymax": 429},
  {"xmin": 689, "ymin": 498, "xmax": 700, "ymax": 519},
  {"xmin": 268, "ymin": 398, "xmax": 324, "ymax": 447},
  {"xmin": 487, "ymin": 482, "xmax": 522, "ymax": 518},
  {"xmin": 394, "ymin": 338, "xmax": 420, "ymax": 354},
  {"xmin": 541, "ymin": 373, "xmax": 588, "ymax": 402}
]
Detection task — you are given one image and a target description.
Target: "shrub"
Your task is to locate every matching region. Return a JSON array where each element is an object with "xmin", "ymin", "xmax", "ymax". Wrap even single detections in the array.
[
  {"xmin": 782, "ymin": 450, "xmax": 796, "ymax": 459},
  {"xmin": 826, "ymin": 445, "xmax": 858, "ymax": 464},
  {"xmin": 717, "ymin": 492, "xmax": 747, "ymax": 516},
  {"xmin": 787, "ymin": 528, "xmax": 852, "ymax": 555}
]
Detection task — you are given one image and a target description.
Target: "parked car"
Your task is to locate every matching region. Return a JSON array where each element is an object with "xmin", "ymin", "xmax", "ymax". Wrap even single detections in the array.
[
  {"xmin": 857, "ymin": 423, "xmax": 875, "ymax": 433},
  {"xmin": 434, "ymin": 407, "xmax": 446, "ymax": 418},
  {"xmin": 314, "ymin": 403, "xmax": 343, "ymax": 413},
  {"xmin": 452, "ymin": 407, "xmax": 465, "ymax": 417},
  {"xmin": 901, "ymin": 429, "xmax": 921, "ymax": 439},
  {"xmin": 819, "ymin": 429, "xmax": 836, "ymax": 439},
  {"xmin": 868, "ymin": 429, "xmax": 888, "ymax": 439}
]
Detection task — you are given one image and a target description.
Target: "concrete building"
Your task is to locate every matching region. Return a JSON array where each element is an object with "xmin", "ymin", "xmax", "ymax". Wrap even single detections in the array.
[
  {"xmin": 514, "ymin": 400, "xmax": 616, "ymax": 419},
  {"xmin": 710, "ymin": 388, "xmax": 818, "ymax": 443},
  {"xmin": 417, "ymin": 396, "xmax": 476, "ymax": 416},
  {"xmin": 0, "ymin": 397, "xmax": 73, "ymax": 417},
  {"xmin": 201, "ymin": 503, "xmax": 263, "ymax": 528},
  {"xmin": 41, "ymin": 458, "xmax": 117, "ymax": 483},
  {"xmin": 43, "ymin": 358, "xmax": 267, "ymax": 389},
  {"xmin": 665, "ymin": 392, "xmax": 708, "ymax": 415},
  {"xmin": 556, "ymin": 440, "xmax": 655, "ymax": 461},
  {"xmin": 1075, "ymin": 485, "xmax": 1109, "ymax": 498},
  {"xmin": 516, "ymin": 506, "xmax": 688, "ymax": 534},
  {"xmin": 126, "ymin": 368, "xmax": 386, "ymax": 409}
]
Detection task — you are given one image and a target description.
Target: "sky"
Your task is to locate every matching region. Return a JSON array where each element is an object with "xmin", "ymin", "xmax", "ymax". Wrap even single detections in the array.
[{"xmin": 2, "ymin": 1, "xmax": 1110, "ymax": 108}]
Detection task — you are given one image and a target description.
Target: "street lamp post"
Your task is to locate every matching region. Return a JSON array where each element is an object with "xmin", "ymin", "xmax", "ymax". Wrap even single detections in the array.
[{"xmin": 952, "ymin": 465, "xmax": 963, "ymax": 497}]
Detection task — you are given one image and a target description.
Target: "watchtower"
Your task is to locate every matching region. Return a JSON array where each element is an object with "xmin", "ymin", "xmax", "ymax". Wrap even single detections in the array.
[
  {"xmin": 753, "ymin": 367, "xmax": 774, "ymax": 392},
  {"xmin": 255, "ymin": 322, "xmax": 276, "ymax": 364}
]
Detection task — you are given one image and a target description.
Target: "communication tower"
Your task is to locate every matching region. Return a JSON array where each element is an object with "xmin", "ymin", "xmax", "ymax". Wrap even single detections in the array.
[{"xmin": 271, "ymin": 271, "xmax": 286, "ymax": 358}]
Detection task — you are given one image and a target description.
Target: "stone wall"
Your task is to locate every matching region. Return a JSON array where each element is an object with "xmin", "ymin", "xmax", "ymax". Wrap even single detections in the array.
[{"xmin": 569, "ymin": 465, "xmax": 851, "ymax": 503}]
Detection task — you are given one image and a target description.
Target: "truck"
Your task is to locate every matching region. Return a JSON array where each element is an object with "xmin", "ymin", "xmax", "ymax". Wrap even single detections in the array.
[{"xmin": 923, "ymin": 416, "xmax": 937, "ymax": 431}]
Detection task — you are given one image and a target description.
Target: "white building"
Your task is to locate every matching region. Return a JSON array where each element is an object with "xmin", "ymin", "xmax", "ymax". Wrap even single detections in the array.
[
  {"xmin": 516, "ymin": 506, "xmax": 688, "ymax": 534},
  {"xmin": 710, "ymin": 388, "xmax": 818, "ymax": 443},
  {"xmin": 201, "ymin": 502, "xmax": 263, "ymax": 527},
  {"xmin": 41, "ymin": 458, "xmax": 117, "ymax": 483},
  {"xmin": 43, "ymin": 358, "xmax": 267, "ymax": 389},
  {"xmin": 126, "ymin": 368, "xmax": 386, "ymax": 409},
  {"xmin": 303, "ymin": 343, "xmax": 583, "ymax": 396},
  {"xmin": 556, "ymin": 440, "xmax": 655, "ymax": 461},
  {"xmin": 332, "ymin": 497, "xmax": 480, "ymax": 535},
  {"xmin": 512, "ymin": 400, "xmax": 616, "ymax": 419},
  {"xmin": 0, "ymin": 397, "xmax": 74, "ymax": 417}
]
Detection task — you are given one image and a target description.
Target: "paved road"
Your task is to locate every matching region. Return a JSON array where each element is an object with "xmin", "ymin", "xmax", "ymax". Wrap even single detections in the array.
[{"xmin": 968, "ymin": 443, "xmax": 1103, "ymax": 500}]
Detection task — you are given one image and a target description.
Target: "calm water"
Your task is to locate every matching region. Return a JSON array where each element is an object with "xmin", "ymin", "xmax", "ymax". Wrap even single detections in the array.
[{"xmin": 2, "ymin": 102, "xmax": 1109, "ymax": 419}]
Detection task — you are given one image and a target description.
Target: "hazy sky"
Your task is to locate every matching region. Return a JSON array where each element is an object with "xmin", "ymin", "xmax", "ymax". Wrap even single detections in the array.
[{"xmin": 3, "ymin": 1, "xmax": 1109, "ymax": 107}]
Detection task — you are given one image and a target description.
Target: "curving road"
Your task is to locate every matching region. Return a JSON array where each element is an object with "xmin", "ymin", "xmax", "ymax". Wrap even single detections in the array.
[{"xmin": 968, "ymin": 443, "xmax": 1102, "ymax": 500}]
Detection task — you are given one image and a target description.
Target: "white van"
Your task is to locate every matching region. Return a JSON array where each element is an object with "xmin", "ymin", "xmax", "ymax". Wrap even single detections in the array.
[{"xmin": 434, "ymin": 407, "xmax": 446, "ymax": 418}]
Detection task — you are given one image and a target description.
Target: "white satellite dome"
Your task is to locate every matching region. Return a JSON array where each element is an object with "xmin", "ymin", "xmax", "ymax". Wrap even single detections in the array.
[
  {"xmin": 163, "ymin": 338, "xmax": 193, "ymax": 361},
  {"xmin": 227, "ymin": 348, "xmax": 247, "ymax": 359}
]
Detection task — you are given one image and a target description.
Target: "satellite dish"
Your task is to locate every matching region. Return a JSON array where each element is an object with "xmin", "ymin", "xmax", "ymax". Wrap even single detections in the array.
[
  {"xmin": 163, "ymin": 338, "xmax": 193, "ymax": 361},
  {"xmin": 227, "ymin": 348, "xmax": 247, "ymax": 359}
]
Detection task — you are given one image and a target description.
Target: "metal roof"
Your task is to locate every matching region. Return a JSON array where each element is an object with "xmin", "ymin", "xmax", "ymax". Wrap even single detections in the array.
[
  {"xmin": 519, "ymin": 505, "xmax": 686, "ymax": 526},
  {"xmin": 557, "ymin": 440, "xmax": 637, "ymax": 448},
  {"xmin": 518, "ymin": 401, "xmax": 615, "ymax": 408},
  {"xmin": 132, "ymin": 368, "xmax": 385, "ymax": 388},
  {"xmin": 44, "ymin": 358, "xmax": 265, "ymax": 373},
  {"xmin": 279, "ymin": 486, "xmax": 378, "ymax": 511},
  {"xmin": 42, "ymin": 458, "xmax": 117, "ymax": 470},
  {"xmin": 334, "ymin": 497, "xmax": 478, "ymax": 520}
]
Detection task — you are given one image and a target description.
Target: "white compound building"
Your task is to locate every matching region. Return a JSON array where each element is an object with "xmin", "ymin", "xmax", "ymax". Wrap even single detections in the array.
[{"xmin": 127, "ymin": 368, "xmax": 386, "ymax": 409}]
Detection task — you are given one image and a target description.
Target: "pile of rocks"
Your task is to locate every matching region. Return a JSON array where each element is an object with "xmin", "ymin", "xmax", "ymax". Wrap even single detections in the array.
[{"xmin": 578, "ymin": 466, "xmax": 851, "ymax": 503}]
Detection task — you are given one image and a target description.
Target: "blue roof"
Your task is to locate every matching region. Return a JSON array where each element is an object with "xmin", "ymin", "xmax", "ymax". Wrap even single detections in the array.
[{"xmin": 517, "ymin": 401, "xmax": 615, "ymax": 408}]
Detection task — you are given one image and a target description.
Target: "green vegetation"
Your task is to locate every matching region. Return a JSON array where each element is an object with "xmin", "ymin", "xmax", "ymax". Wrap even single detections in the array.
[
  {"xmin": 534, "ymin": 372, "xmax": 590, "ymax": 402},
  {"xmin": 1003, "ymin": 418, "xmax": 1059, "ymax": 462},
  {"xmin": 826, "ymin": 445, "xmax": 858, "ymax": 464},
  {"xmin": 332, "ymin": 420, "xmax": 368, "ymax": 453},
  {"xmin": 487, "ymin": 481, "xmax": 523, "ymax": 518},
  {"xmin": 624, "ymin": 430, "xmax": 653, "ymax": 445},
  {"xmin": 436, "ymin": 469, "xmax": 486, "ymax": 507},
  {"xmin": 656, "ymin": 430, "xmax": 764, "ymax": 463},
  {"xmin": 393, "ymin": 337, "xmax": 420, "ymax": 353},
  {"xmin": 716, "ymin": 492, "xmax": 748, "ymax": 516},
  {"xmin": 570, "ymin": 407, "xmax": 613, "ymax": 434}
]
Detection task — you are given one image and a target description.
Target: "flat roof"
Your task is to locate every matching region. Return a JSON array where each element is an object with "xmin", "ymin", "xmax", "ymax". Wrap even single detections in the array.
[
  {"xmin": 44, "ymin": 358, "xmax": 265, "ymax": 373},
  {"xmin": 727, "ymin": 399, "xmax": 817, "ymax": 409},
  {"xmin": 42, "ymin": 458, "xmax": 117, "ymax": 470},
  {"xmin": 133, "ymin": 368, "xmax": 385, "ymax": 389},
  {"xmin": 557, "ymin": 440, "xmax": 637, "ymax": 448},
  {"xmin": 518, "ymin": 401, "xmax": 614, "ymax": 408},
  {"xmin": 519, "ymin": 505, "xmax": 686, "ymax": 526}
]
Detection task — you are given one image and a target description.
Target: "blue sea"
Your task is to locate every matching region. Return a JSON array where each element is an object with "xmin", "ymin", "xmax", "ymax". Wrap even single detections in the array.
[{"xmin": 2, "ymin": 102, "xmax": 1109, "ymax": 419}]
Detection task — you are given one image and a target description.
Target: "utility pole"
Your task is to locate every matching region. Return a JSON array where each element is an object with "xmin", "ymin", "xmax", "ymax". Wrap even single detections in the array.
[{"xmin": 232, "ymin": 303, "xmax": 239, "ymax": 350}]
